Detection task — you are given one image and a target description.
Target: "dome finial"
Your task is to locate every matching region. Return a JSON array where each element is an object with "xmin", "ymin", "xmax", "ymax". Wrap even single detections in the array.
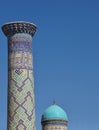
[{"xmin": 53, "ymin": 100, "xmax": 56, "ymax": 105}]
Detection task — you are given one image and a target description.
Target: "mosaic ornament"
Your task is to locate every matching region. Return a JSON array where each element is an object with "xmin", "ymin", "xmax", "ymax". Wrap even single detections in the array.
[{"xmin": 2, "ymin": 22, "xmax": 36, "ymax": 130}]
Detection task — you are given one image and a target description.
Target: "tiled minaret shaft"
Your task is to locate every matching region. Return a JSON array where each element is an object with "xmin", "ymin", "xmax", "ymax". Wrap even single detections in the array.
[{"xmin": 2, "ymin": 22, "xmax": 36, "ymax": 130}]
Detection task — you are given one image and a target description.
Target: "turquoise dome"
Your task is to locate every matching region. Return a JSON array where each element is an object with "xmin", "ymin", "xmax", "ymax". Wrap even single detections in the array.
[{"xmin": 42, "ymin": 104, "xmax": 68, "ymax": 121}]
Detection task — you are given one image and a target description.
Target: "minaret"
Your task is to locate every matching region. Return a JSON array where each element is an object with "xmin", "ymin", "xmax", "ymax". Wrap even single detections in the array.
[
  {"xmin": 2, "ymin": 21, "xmax": 36, "ymax": 130},
  {"xmin": 41, "ymin": 103, "xmax": 68, "ymax": 130}
]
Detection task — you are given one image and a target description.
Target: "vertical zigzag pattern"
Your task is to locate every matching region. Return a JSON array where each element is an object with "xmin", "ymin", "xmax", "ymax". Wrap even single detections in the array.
[{"xmin": 8, "ymin": 34, "xmax": 36, "ymax": 130}]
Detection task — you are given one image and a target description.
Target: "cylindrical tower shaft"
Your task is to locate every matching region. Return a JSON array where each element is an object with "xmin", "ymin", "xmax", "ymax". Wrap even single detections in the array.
[{"xmin": 2, "ymin": 22, "xmax": 36, "ymax": 130}]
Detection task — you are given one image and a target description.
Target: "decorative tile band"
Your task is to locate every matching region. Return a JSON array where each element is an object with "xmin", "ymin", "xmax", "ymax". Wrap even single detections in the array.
[
  {"xmin": 42, "ymin": 124, "xmax": 67, "ymax": 130},
  {"xmin": 8, "ymin": 51, "xmax": 33, "ymax": 70},
  {"xmin": 42, "ymin": 119, "xmax": 68, "ymax": 130},
  {"xmin": 41, "ymin": 119, "xmax": 67, "ymax": 126},
  {"xmin": 8, "ymin": 34, "xmax": 33, "ymax": 70},
  {"xmin": 42, "ymin": 122, "xmax": 67, "ymax": 126},
  {"xmin": 8, "ymin": 34, "xmax": 32, "ymax": 53}
]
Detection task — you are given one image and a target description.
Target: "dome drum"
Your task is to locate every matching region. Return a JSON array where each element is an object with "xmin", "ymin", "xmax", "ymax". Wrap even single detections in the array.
[{"xmin": 41, "ymin": 119, "xmax": 68, "ymax": 126}]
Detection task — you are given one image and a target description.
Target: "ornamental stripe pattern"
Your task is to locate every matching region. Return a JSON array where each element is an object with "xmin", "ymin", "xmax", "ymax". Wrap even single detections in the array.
[
  {"xmin": 42, "ymin": 120, "xmax": 68, "ymax": 130},
  {"xmin": 2, "ymin": 22, "xmax": 36, "ymax": 130}
]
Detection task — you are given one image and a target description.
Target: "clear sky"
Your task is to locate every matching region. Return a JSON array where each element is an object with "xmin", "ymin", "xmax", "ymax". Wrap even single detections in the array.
[{"xmin": 0, "ymin": 0, "xmax": 99, "ymax": 130}]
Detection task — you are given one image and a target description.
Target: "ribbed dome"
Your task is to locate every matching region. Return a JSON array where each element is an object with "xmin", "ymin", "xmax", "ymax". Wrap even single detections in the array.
[{"xmin": 42, "ymin": 104, "xmax": 68, "ymax": 121}]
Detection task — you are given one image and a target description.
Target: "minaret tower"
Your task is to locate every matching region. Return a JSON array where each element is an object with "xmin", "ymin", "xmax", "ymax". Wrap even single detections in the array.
[
  {"xmin": 41, "ymin": 103, "xmax": 68, "ymax": 130},
  {"xmin": 2, "ymin": 21, "xmax": 36, "ymax": 130}
]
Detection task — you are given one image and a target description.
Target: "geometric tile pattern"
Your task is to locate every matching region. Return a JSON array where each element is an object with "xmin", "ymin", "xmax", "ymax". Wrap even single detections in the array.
[
  {"xmin": 2, "ymin": 22, "xmax": 36, "ymax": 130},
  {"xmin": 8, "ymin": 69, "xmax": 36, "ymax": 130}
]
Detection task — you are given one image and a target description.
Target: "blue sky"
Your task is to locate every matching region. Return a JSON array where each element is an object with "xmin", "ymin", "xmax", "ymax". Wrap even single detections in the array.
[{"xmin": 0, "ymin": 0, "xmax": 99, "ymax": 130}]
